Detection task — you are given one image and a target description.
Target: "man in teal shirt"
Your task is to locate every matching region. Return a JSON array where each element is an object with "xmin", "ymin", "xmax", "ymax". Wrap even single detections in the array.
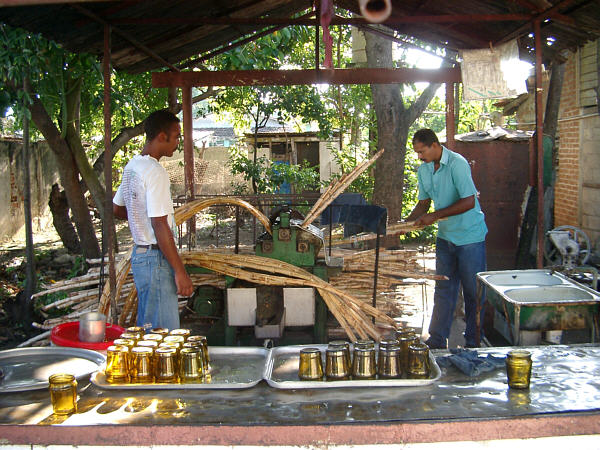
[{"xmin": 406, "ymin": 129, "xmax": 487, "ymax": 348}]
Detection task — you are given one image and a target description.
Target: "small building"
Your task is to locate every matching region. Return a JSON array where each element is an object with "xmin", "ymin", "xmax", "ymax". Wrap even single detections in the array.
[{"xmin": 244, "ymin": 131, "xmax": 342, "ymax": 193}]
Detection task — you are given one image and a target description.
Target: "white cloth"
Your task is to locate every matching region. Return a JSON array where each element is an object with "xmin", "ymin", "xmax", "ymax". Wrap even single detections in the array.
[
  {"xmin": 113, "ymin": 155, "xmax": 175, "ymax": 245},
  {"xmin": 460, "ymin": 40, "xmax": 529, "ymax": 101}
]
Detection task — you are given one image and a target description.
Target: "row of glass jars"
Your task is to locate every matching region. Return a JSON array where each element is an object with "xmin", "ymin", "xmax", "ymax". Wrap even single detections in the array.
[
  {"xmin": 298, "ymin": 332, "xmax": 431, "ymax": 381},
  {"xmin": 105, "ymin": 327, "xmax": 210, "ymax": 384}
]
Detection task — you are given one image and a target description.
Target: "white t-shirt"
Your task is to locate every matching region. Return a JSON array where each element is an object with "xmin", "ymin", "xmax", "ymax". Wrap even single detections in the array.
[{"xmin": 113, "ymin": 154, "xmax": 175, "ymax": 245}]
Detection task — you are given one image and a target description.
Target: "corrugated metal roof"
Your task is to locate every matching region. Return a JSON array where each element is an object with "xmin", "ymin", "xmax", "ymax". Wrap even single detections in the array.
[{"xmin": 0, "ymin": 1, "xmax": 598, "ymax": 73}]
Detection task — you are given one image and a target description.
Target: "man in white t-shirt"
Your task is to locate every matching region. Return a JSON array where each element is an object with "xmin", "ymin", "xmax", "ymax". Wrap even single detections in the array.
[{"xmin": 113, "ymin": 110, "xmax": 194, "ymax": 330}]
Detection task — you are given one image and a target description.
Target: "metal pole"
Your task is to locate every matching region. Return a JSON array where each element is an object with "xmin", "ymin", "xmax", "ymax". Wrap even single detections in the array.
[
  {"xmin": 315, "ymin": 0, "xmax": 320, "ymax": 71},
  {"xmin": 22, "ymin": 83, "xmax": 35, "ymax": 308},
  {"xmin": 446, "ymin": 82, "xmax": 456, "ymax": 149},
  {"xmin": 372, "ymin": 230, "xmax": 381, "ymax": 323},
  {"xmin": 534, "ymin": 19, "xmax": 545, "ymax": 268},
  {"xmin": 235, "ymin": 205, "xmax": 240, "ymax": 254},
  {"xmin": 329, "ymin": 213, "xmax": 333, "ymax": 257},
  {"xmin": 103, "ymin": 23, "xmax": 117, "ymax": 323}
]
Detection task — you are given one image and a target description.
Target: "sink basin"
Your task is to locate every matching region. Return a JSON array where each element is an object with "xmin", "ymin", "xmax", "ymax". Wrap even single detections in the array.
[
  {"xmin": 504, "ymin": 286, "xmax": 595, "ymax": 304},
  {"xmin": 484, "ymin": 272, "xmax": 563, "ymax": 286}
]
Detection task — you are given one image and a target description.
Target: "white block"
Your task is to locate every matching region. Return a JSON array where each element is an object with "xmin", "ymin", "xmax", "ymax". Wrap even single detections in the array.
[
  {"xmin": 283, "ymin": 287, "xmax": 315, "ymax": 326},
  {"xmin": 226, "ymin": 288, "xmax": 257, "ymax": 326}
]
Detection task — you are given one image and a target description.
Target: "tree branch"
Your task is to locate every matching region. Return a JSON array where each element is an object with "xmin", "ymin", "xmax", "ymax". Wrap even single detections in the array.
[{"xmin": 92, "ymin": 87, "xmax": 221, "ymax": 176}]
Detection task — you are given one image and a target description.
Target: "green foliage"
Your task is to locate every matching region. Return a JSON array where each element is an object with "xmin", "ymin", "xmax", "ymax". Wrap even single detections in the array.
[
  {"xmin": 0, "ymin": 24, "xmax": 167, "ymax": 166},
  {"xmin": 68, "ymin": 255, "xmax": 87, "ymax": 279},
  {"xmin": 329, "ymin": 144, "xmax": 374, "ymax": 201},
  {"xmin": 228, "ymin": 146, "xmax": 321, "ymax": 195},
  {"xmin": 33, "ymin": 290, "xmax": 70, "ymax": 319}
]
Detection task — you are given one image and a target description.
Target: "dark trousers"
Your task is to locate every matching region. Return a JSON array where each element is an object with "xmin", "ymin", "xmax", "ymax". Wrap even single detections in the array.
[{"xmin": 428, "ymin": 237, "xmax": 487, "ymax": 348}]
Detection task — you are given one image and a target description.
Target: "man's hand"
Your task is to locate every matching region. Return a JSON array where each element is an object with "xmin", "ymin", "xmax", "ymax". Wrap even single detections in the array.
[
  {"xmin": 175, "ymin": 269, "xmax": 194, "ymax": 297},
  {"xmin": 414, "ymin": 213, "xmax": 438, "ymax": 227}
]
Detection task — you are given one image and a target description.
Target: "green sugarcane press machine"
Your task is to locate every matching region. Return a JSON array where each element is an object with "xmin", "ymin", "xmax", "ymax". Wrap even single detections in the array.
[{"xmin": 186, "ymin": 207, "xmax": 342, "ymax": 346}]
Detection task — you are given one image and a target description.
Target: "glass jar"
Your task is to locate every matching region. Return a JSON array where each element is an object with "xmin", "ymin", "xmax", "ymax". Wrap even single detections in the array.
[
  {"xmin": 506, "ymin": 350, "xmax": 532, "ymax": 389},
  {"xmin": 48, "ymin": 373, "xmax": 77, "ymax": 415},
  {"xmin": 407, "ymin": 342, "xmax": 430, "ymax": 379}
]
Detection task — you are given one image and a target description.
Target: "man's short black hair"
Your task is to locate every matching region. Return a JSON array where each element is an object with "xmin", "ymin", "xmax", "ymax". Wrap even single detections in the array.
[
  {"xmin": 413, "ymin": 128, "xmax": 440, "ymax": 147},
  {"xmin": 144, "ymin": 109, "xmax": 180, "ymax": 141}
]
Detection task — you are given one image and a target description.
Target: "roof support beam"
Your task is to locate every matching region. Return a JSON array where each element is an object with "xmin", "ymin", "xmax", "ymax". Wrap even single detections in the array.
[
  {"xmin": 0, "ymin": 0, "xmax": 110, "ymax": 5},
  {"xmin": 496, "ymin": 0, "xmax": 580, "ymax": 45},
  {"xmin": 113, "ymin": 13, "xmax": 536, "ymax": 26},
  {"xmin": 178, "ymin": 10, "xmax": 315, "ymax": 70},
  {"xmin": 72, "ymin": 4, "xmax": 180, "ymax": 72},
  {"xmin": 152, "ymin": 68, "xmax": 462, "ymax": 88}
]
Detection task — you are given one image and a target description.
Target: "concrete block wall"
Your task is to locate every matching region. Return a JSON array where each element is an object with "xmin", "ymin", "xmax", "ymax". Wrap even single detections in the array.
[
  {"xmin": 579, "ymin": 116, "xmax": 600, "ymax": 248},
  {"xmin": 0, "ymin": 138, "xmax": 60, "ymax": 241}
]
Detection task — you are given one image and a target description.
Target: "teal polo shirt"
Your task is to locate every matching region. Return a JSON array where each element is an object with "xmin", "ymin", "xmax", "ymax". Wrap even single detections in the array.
[{"xmin": 417, "ymin": 146, "xmax": 487, "ymax": 245}]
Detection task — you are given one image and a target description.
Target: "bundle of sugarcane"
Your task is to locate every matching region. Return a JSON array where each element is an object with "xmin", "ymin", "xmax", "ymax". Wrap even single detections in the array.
[
  {"xmin": 342, "ymin": 248, "xmax": 419, "ymax": 262},
  {"xmin": 340, "ymin": 248, "xmax": 445, "ymax": 281},
  {"xmin": 302, "ymin": 149, "xmax": 384, "ymax": 227},
  {"xmin": 326, "ymin": 220, "xmax": 428, "ymax": 247},
  {"xmin": 329, "ymin": 271, "xmax": 404, "ymax": 292},
  {"xmin": 98, "ymin": 248, "xmax": 133, "ymax": 318},
  {"xmin": 179, "ymin": 251, "xmax": 397, "ymax": 342}
]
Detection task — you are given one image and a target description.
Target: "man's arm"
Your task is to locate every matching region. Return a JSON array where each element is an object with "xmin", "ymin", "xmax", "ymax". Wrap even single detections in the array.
[
  {"xmin": 113, "ymin": 203, "xmax": 128, "ymax": 220},
  {"xmin": 151, "ymin": 216, "xmax": 194, "ymax": 297},
  {"xmin": 413, "ymin": 195, "xmax": 475, "ymax": 226},
  {"xmin": 405, "ymin": 199, "xmax": 431, "ymax": 222}
]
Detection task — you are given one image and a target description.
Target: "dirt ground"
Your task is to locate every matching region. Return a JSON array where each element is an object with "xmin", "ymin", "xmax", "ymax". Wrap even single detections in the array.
[{"xmin": 0, "ymin": 211, "xmax": 439, "ymax": 349}]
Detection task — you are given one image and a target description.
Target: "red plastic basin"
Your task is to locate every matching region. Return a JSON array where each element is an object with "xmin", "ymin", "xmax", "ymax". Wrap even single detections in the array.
[{"xmin": 51, "ymin": 321, "xmax": 125, "ymax": 350}]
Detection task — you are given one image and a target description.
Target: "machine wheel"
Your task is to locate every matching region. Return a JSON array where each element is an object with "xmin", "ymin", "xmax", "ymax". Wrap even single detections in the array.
[{"xmin": 544, "ymin": 225, "xmax": 591, "ymax": 266}]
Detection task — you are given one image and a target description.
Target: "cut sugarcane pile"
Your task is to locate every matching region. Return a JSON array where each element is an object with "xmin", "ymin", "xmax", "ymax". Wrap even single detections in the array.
[
  {"xmin": 328, "ymin": 248, "xmax": 445, "ymax": 312},
  {"xmin": 326, "ymin": 220, "xmax": 429, "ymax": 246},
  {"xmin": 30, "ymin": 256, "xmax": 132, "ymax": 331},
  {"xmin": 180, "ymin": 252, "xmax": 396, "ymax": 342}
]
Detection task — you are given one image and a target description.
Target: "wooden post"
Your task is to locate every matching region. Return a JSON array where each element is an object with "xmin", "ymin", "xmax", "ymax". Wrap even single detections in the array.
[
  {"xmin": 103, "ymin": 23, "xmax": 117, "ymax": 322},
  {"xmin": 534, "ymin": 19, "xmax": 545, "ymax": 268},
  {"xmin": 182, "ymin": 85, "xmax": 196, "ymax": 248}
]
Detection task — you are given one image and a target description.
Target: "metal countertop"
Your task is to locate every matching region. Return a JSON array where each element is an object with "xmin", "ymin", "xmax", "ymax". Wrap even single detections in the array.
[{"xmin": 0, "ymin": 345, "xmax": 599, "ymax": 427}]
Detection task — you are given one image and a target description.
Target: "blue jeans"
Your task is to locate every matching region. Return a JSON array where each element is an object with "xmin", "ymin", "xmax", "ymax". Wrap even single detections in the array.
[
  {"xmin": 428, "ymin": 238, "xmax": 486, "ymax": 348},
  {"xmin": 131, "ymin": 245, "xmax": 180, "ymax": 330}
]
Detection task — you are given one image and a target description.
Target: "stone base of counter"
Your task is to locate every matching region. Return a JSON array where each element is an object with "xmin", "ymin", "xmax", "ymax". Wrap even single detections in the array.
[{"xmin": 1, "ymin": 413, "xmax": 599, "ymax": 446}]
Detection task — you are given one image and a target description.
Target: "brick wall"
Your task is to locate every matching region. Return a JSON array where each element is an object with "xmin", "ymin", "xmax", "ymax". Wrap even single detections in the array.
[
  {"xmin": 555, "ymin": 51, "xmax": 581, "ymax": 228},
  {"xmin": 555, "ymin": 46, "xmax": 600, "ymax": 250}
]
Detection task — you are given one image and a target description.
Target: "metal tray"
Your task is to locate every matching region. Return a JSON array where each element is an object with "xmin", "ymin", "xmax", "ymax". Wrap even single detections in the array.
[
  {"xmin": 91, "ymin": 346, "xmax": 268, "ymax": 390},
  {"xmin": 263, "ymin": 344, "xmax": 441, "ymax": 389},
  {"xmin": 0, "ymin": 347, "xmax": 106, "ymax": 393}
]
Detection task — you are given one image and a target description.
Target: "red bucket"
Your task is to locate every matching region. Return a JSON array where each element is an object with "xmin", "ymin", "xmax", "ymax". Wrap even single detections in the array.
[{"xmin": 51, "ymin": 321, "xmax": 125, "ymax": 350}]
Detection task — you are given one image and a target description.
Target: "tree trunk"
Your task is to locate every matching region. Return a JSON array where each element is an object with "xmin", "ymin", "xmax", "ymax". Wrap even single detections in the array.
[
  {"xmin": 365, "ymin": 31, "xmax": 442, "ymax": 223},
  {"xmin": 66, "ymin": 77, "xmax": 106, "ymax": 222},
  {"xmin": 28, "ymin": 95, "xmax": 101, "ymax": 259},
  {"xmin": 49, "ymin": 183, "xmax": 81, "ymax": 254}
]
